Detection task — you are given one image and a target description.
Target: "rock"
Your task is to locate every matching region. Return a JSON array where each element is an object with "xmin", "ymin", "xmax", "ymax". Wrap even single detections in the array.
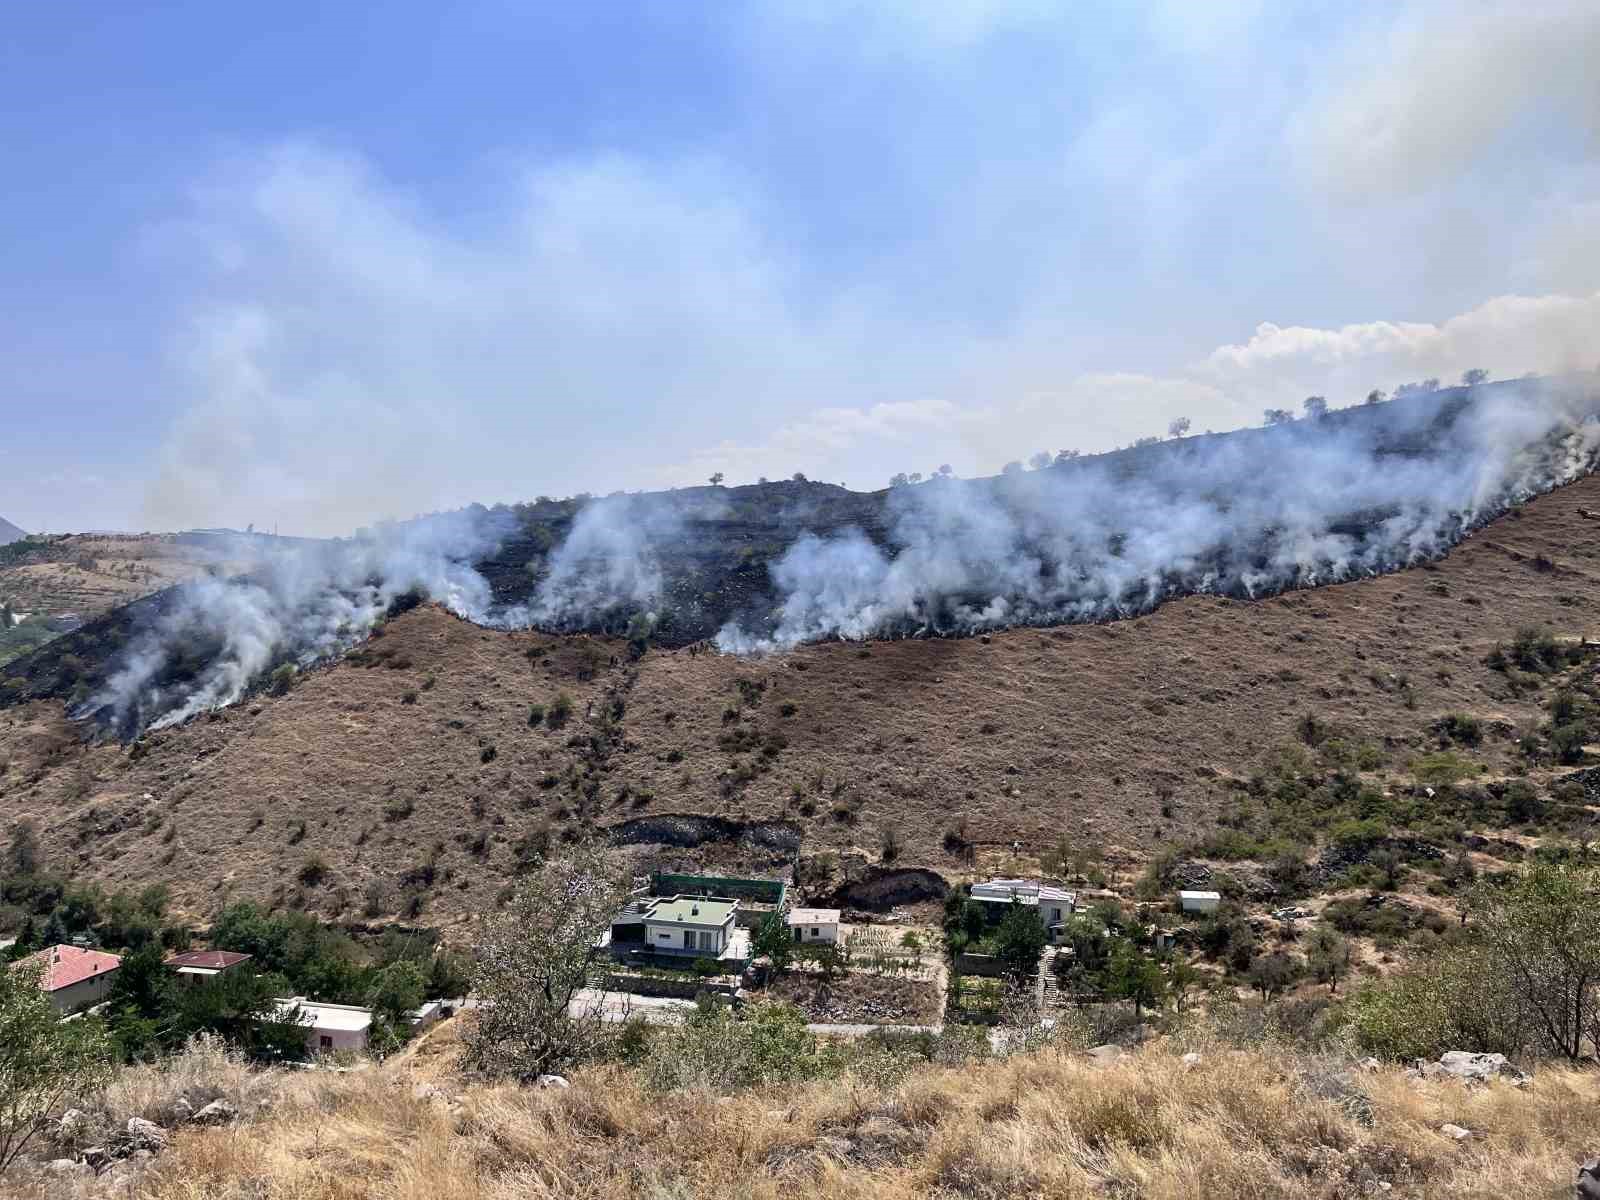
[
  {"xmin": 124, "ymin": 1117, "xmax": 168, "ymax": 1152},
  {"xmin": 412, "ymin": 1082, "xmax": 447, "ymax": 1103},
  {"xmin": 45, "ymin": 1158, "xmax": 90, "ymax": 1175},
  {"xmin": 814, "ymin": 1135, "xmax": 854, "ymax": 1160},
  {"xmin": 188, "ymin": 1099, "xmax": 239, "ymax": 1125},
  {"xmin": 536, "ymin": 1074, "xmax": 570, "ymax": 1090},
  {"xmin": 1084, "ymin": 1044, "xmax": 1125, "ymax": 1064},
  {"xmin": 56, "ymin": 1108, "xmax": 92, "ymax": 1145},
  {"xmin": 1575, "ymin": 1157, "xmax": 1600, "ymax": 1200},
  {"xmin": 1181, "ymin": 1052, "xmax": 1202, "ymax": 1069},
  {"xmin": 81, "ymin": 1146, "xmax": 113, "ymax": 1171},
  {"xmin": 1439, "ymin": 1124, "xmax": 1472, "ymax": 1141},
  {"xmin": 1437, "ymin": 1051, "xmax": 1529, "ymax": 1085},
  {"xmin": 1359, "ymin": 1057, "xmax": 1383, "ymax": 1073}
]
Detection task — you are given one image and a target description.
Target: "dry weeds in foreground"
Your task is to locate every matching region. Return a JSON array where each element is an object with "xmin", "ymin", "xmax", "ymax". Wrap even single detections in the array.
[{"xmin": 14, "ymin": 1028, "xmax": 1600, "ymax": 1200}]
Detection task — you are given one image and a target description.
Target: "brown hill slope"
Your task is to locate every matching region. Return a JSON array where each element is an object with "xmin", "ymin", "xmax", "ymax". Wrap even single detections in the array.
[{"xmin": 2, "ymin": 474, "xmax": 1599, "ymax": 932}]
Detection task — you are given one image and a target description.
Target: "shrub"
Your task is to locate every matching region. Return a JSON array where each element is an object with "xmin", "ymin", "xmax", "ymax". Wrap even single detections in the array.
[
  {"xmin": 527, "ymin": 704, "xmax": 544, "ymax": 727},
  {"xmin": 548, "ymin": 692, "xmax": 573, "ymax": 729},
  {"xmin": 297, "ymin": 856, "xmax": 329, "ymax": 887},
  {"xmin": 267, "ymin": 664, "xmax": 297, "ymax": 696}
]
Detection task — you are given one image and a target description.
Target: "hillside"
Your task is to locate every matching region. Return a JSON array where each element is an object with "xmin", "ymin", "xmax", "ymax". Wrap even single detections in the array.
[{"xmin": 2, "ymin": 469, "xmax": 1598, "ymax": 933}]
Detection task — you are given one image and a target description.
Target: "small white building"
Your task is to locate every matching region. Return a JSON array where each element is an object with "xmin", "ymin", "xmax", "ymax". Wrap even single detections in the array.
[
  {"xmin": 275, "ymin": 997, "xmax": 374, "ymax": 1055},
  {"xmin": 1179, "ymin": 890, "xmax": 1222, "ymax": 915},
  {"xmin": 970, "ymin": 879, "xmax": 1077, "ymax": 943},
  {"xmin": 787, "ymin": 907, "xmax": 841, "ymax": 945},
  {"xmin": 641, "ymin": 895, "xmax": 739, "ymax": 957}
]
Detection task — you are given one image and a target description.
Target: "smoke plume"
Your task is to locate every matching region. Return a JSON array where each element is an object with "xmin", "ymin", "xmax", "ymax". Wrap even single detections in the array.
[
  {"xmin": 716, "ymin": 380, "xmax": 1600, "ymax": 652},
  {"xmin": 73, "ymin": 378, "xmax": 1600, "ymax": 735}
]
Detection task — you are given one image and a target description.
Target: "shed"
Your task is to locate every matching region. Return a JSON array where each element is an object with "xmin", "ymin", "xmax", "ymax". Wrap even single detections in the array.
[
  {"xmin": 1179, "ymin": 890, "xmax": 1222, "ymax": 915},
  {"xmin": 787, "ymin": 907, "xmax": 841, "ymax": 945},
  {"xmin": 165, "ymin": 950, "xmax": 253, "ymax": 986},
  {"xmin": 275, "ymin": 997, "xmax": 374, "ymax": 1055}
]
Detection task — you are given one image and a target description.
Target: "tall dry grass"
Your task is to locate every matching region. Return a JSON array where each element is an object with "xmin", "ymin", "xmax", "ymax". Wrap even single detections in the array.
[{"xmin": 9, "ymin": 1024, "xmax": 1599, "ymax": 1199}]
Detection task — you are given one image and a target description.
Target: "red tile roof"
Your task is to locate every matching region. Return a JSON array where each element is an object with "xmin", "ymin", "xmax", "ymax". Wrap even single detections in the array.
[
  {"xmin": 11, "ymin": 945, "xmax": 122, "ymax": 992},
  {"xmin": 164, "ymin": 950, "xmax": 252, "ymax": 971}
]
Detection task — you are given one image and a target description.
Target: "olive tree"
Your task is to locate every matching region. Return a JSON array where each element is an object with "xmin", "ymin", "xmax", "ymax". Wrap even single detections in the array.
[
  {"xmin": 1473, "ymin": 863, "xmax": 1600, "ymax": 1061},
  {"xmin": 1, "ymin": 959, "xmax": 114, "ymax": 1173},
  {"xmin": 462, "ymin": 842, "xmax": 632, "ymax": 1080}
]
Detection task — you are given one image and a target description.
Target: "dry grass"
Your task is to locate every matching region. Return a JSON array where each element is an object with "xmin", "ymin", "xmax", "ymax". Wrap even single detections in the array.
[{"xmin": 10, "ymin": 1024, "xmax": 1598, "ymax": 1200}]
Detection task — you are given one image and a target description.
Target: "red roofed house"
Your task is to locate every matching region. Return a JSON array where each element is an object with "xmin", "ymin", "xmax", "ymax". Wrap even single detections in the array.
[
  {"xmin": 12, "ymin": 945, "xmax": 122, "ymax": 1015},
  {"xmin": 165, "ymin": 949, "xmax": 253, "ymax": 987}
]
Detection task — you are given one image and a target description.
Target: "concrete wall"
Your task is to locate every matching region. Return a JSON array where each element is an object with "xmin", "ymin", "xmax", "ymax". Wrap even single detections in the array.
[
  {"xmin": 49, "ymin": 972, "xmax": 116, "ymax": 1016},
  {"xmin": 790, "ymin": 921, "xmax": 839, "ymax": 945},
  {"xmin": 305, "ymin": 1025, "xmax": 368, "ymax": 1055}
]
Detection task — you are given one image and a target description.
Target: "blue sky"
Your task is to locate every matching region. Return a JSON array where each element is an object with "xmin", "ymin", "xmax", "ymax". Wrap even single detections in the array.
[{"xmin": 2, "ymin": 1, "xmax": 1597, "ymax": 535}]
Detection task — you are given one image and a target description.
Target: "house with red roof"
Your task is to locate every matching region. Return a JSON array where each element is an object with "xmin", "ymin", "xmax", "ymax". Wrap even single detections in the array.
[
  {"xmin": 164, "ymin": 949, "xmax": 253, "ymax": 986},
  {"xmin": 11, "ymin": 944, "xmax": 122, "ymax": 1015}
]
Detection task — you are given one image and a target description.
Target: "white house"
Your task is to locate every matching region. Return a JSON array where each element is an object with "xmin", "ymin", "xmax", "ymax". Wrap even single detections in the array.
[
  {"xmin": 11, "ymin": 945, "xmax": 121, "ymax": 1015},
  {"xmin": 275, "ymin": 997, "xmax": 374, "ymax": 1055},
  {"xmin": 787, "ymin": 907, "xmax": 841, "ymax": 945},
  {"xmin": 1179, "ymin": 890, "xmax": 1222, "ymax": 915},
  {"xmin": 641, "ymin": 895, "xmax": 739, "ymax": 957},
  {"xmin": 970, "ymin": 879, "xmax": 1077, "ymax": 943}
]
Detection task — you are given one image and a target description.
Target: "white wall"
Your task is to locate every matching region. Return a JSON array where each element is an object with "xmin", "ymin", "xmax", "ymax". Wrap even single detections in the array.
[
  {"xmin": 789, "ymin": 921, "xmax": 838, "ymax": 945},
  {"xmin": 645, "ymin": 923, "xmax": 726, "ymax": 953},
  {"xmin": 49, "ymin": 972, "xmax": 116, "ymax": 1015}
]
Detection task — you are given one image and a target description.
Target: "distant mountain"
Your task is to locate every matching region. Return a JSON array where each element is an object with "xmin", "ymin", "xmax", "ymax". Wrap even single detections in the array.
[{"xmin": 0, "ymin": 516, "xmax": 25, "ymax": 546}]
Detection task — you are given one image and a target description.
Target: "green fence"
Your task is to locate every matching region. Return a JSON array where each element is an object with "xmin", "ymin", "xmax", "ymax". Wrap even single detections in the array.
[{"xmin": 650, "ymin": 872, "xmax": 786, "ymax": 906}]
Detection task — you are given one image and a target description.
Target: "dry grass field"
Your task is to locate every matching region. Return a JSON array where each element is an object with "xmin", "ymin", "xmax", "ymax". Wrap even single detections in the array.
[
  {"xmin": 8, "ymin": 1021, "xmax": 1599, "ymax": 1200},
  {"xmin": 2, "ymin": 473, "xmax": 1600, "ymax": 931},
  {"xmin": 0, "ymin": 535, "xmax": 232, "ymax": 621}
]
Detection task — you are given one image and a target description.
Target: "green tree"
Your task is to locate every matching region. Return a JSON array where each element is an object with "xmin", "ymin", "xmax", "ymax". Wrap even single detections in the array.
[
  {"xmin": 1248, "ymin": 952, "xmax": 1300, "ymax": 1002},
  {"xmin": 0, "ymin": 959, "xmax": 114, "ymax": 1173},
  {"xmin": 1105, "ymin": 939, "xmax": 1165, "ymax": 1017},
  {"xmin": 462, "ymin": 842, "xmax": 630, "ymax": 1080},
  {"xmin": 1473, "ymin": 863, "xmax": 1600, "ymax": 1060},
  {"xmin": 1307, "ymin": 927, "xmax": 1351, "ymax": 995},
  {"xmin": 993, "ymin": 901, "xmax": 1047, "ymax": 983},
  {"xmin": 753, "ymin": 914, "xmax": 795, "ymax": 976},
  {"xmin": 105, "ymin": 943, "xmax": 176, "ymax": 1061},
  {"xmin": 364, "ymin": 960, "xmax": 426, "ymax": 1056}
]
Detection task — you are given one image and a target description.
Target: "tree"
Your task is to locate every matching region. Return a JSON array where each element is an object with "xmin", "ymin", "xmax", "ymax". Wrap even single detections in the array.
[
  {"xmin": 708, "ymin": 472, "xmax": 725, "ymax": 486},
  {"xmin": 1302, "ymin": 396, "xmax": 1328, "ymax": 420},
  {"xmin": 1028, "ymin": 451, "xmax": 1053, "ymax": 471},
  {"xmin": 1365, "ymin": 389, "xmax": 1386, "ymax": 405},
  {"xmin": 1473, "ymin": 863, "xmax": 1600, "ymax": 1061},
  {"xmin": 889, "ymin": 472, "xmax": 911, "ymax": 488},
  {"xmin": 1461, "ymin": 368, "xmax": 1488, "ymax": 387},
  {"xmin": 790, "ymin": 472, "xmax": 807, "ymax": 483},
  {"xmin": 365, "ymin": 960, "xmax": 426, "ymax": 1056},
  {"xmin": 1105, "ymin": 938, "xmax": 1165, "ymax": 1016},
  {"xmin": 993, "ymin": 900, "xmax": 1047, "ymax": 982},
  {"xmin": 105, "ymin": 943, "xmax": 176, "ymax": 1061},
  {"xmin": 461, "ymin": 842, "xmax": 630, "ymax": 1080},
  {"xmin": 1263, "ymin": 408, "xmax": 1294, "ymax": 426},
  {"xmin": 1167, "ymin": 417, "xmax": 1191, "ymax": 439},
  {"xmin": 1306, "ymin": 927, "xmax": 1350, "ymax": 995},
  {"xmin": 0, "ymin": 959, "xmax": 114, "ymax": 1173},
  {"xmin": 1054, "ymin": 449, "xmax": 1081, "ymax": 464},
  {"xmin": 753, "ymin": 914, "xmax": 794, "ymax": 976},
  {"xmin": 935, "ymin": 464, "xmax": 953, "ymax": 477},
  {"xmin": 1248, "ymin": 952, "xmax": 1300, "ymax": 1002},
  {"xmin": 1001, "ymin": 460, "xmax": 1023, "ymax": 476}
]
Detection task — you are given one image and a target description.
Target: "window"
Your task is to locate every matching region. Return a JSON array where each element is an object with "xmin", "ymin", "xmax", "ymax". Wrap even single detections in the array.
[
  {"xmin": 319, "ymin": 1035, "xmax": 333, "ymax": 1051},
  {"xmin": 684, "ymin": 930, "xmax": 699, "ymax": 951},
  {"xmin": 810, "ymin": 928, "xmax": 820, "ymax": 938}
]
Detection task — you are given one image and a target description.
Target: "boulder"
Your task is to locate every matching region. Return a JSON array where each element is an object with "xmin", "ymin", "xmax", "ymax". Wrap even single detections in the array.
[
  {"xmin": 1437, "ymin": 1051, "xmax": 1529, "ymax": 1085},
  {"xmin": 1575, "ymin": 1157, "xmax": 1600, "ymax": 1200},
  {"xmin": 124, "ymin": 1118, "xmax": 168, "ymax": 1152},
  {"xmin": 45, "ymin": 1158, "xmax": 90, "ymax": 1176},
  {"xmin": 188, "ymin": 1099, "xmax": 239, "ymax": 1126},
  {"xmin": 1084, "ymin": 1044, "xmax": 1125, "ymax": 1065},
  {"xmin": 1439, "ymin": 1124, "xmax": 1472, "ymax": 1142},
  {"xmin": 55, "ymin": 1108, "xmax": 92, "ymax": 1146},
  {"xmin": 536, "ymin": 1074, "xmax": 570, "ymax": 1090},
  {"xmin": 80, "ymin": 1146, "xmax": 113, "ymax": 1172},
  {"xmin": 1181, "ymin": 1052, "xmax": 1202, "ymax": 1070}
]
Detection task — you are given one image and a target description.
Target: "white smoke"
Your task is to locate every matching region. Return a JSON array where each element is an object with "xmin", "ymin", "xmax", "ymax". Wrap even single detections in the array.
[
  {"xmin": 86, "ymin": 509, "xmax": 513, "ymax": 733},
  {"xmin": 715, "ymin": 381, "xmax": 1600, "ymax": 653}
]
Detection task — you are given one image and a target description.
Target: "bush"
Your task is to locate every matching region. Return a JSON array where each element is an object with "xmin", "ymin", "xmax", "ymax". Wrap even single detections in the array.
[
  {"xmin": 267, "ymin": 664, "xmax": 297, "ymax": 696},
  {"xmin": 548, "ymin": 693, "xmax": 573, "ymax": 730}
]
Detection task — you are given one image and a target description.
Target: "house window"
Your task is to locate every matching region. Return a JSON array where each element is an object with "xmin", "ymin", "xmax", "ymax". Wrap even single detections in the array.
[
  {"xmin": 684, "ymin": 930, "xmax": 699, "ymax": 951},
  {"xmin": 810, "ymin": 928, "xmax": 819, "ymax": 938},
  {"xmin": 319, "ymin": 1035, "xmax": 333, "ymax": 1051}
]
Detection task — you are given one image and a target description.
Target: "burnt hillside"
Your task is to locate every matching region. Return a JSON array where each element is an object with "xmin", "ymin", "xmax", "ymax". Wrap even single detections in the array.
[{"xmin": 2, "ymin": 468, "xmax": 1598, "ymax": 932}]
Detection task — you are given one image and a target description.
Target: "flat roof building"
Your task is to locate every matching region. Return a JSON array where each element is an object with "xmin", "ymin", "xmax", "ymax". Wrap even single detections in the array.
[{"xmin": 642, "ymin": 895, "xmax": 740, "ymax": 957}]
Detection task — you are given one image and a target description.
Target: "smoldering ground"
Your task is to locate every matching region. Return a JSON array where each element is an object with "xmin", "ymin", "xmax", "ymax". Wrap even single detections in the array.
[{"xmin": 62, "ymin": 377, "xmax": 1600, "ymax": 734}]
